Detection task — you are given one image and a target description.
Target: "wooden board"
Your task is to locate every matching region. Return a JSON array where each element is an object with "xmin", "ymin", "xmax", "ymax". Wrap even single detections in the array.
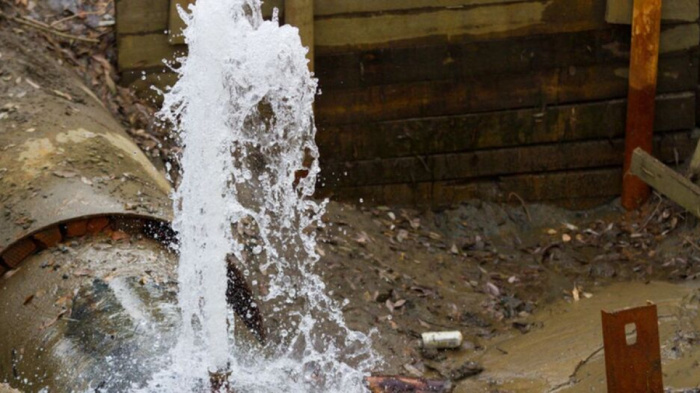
[
  {"xmin": 116, "ymin": 0, "xmax": 170, "ymax": 35},
  {"xmin": 314, "ymin": 0, "xmax": 541, "ymax": 16},
  {"xmin": 168, "ymin": 0, "xmax": 284, "ymax": 44},
  {"xmin": 286, "ymin": 0, "xmax": 314, "ymax": 70},
  {"xmin": 117, "ymin": 34, "xmax": 185, "ymax": 71},
  {"xmin": 630, "ymin": 148, "xmax": 700, "ymax": 217},
  {"xmin": 316, "ymin": 24, "xmax": 699, "ymax": 90},
  {"xmin": 314, "ymin": 0, "xmax": 608, "ymax": 52},
  {"xmin": 120, "ymin": 70, "xmax": 180, "ymax": 102},
  {"xmin": 319, "ymin": 168, "xmax": 624, "ymax": 209},
  {"xmin": 118, "ymin": 0, "xmax": 609, "ymax": 51},
  {"xmin": 315, "ymin": 53, "xmax": 698, "ymax": 125},
  {"xmin": 606, "ymin": 0, "xmax": 698, "ymax": 24},
  {"xmin": 317, "ymin": 93, "xmax": 695, "ymax": 161},
  {"xmin": 321, "ymin": 131, "xmax": 695, "ymax": 187}
]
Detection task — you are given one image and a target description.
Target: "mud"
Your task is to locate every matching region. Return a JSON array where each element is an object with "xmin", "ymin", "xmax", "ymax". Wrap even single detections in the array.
[{"xmin": 314, "ymin": 199, "xmax": 700, "ymax": 391}]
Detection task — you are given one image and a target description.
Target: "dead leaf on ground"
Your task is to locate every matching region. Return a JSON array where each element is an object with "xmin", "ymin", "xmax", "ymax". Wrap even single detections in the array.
[
  {"xmin": 40, "ymin": 310, "xmax": 67, "ymax": 331},
  {"xmin": 73, "ymin": 269, "xmax": 94, "ymax": 277},
  {"xmin": 52, "ymin": 89, "xmax": 73, "ymax": 101},
  {"xmin": 53, "ymin": 170, "xmax": 77, "ymax": 178},
  {"xmin": 396, "ymin": 229, "xmax": 409, "ymax": 243},
  {"xmin": 485, "ymin": 282, "xmax": 500, "ymax": 297}
]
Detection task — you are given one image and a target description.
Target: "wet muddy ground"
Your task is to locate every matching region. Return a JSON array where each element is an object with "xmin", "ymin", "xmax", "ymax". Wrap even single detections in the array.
[{"xmin": 316, "ymin": 198, "xmax": 700, "ymax": 391}]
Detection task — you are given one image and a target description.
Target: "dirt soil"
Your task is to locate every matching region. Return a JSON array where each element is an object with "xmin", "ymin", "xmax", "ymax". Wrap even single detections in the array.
[
  {"xmin": 316, "ymin": 197, "xmax": 700, "ymax": 391},
  {"xmin": 3, "ymin": 2, "xmax": 700, "ymax": 392}
]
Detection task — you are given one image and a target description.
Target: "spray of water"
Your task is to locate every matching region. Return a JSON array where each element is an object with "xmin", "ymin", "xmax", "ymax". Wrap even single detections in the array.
[{"xmin": 149, "ymin": 0, "xmax": 380, "ymax": 391}]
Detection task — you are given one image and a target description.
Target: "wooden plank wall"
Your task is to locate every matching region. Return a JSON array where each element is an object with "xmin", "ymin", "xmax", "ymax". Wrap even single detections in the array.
[{"xmin": 116, "ymin": 0, "xmax": 700, "ymax": 209}]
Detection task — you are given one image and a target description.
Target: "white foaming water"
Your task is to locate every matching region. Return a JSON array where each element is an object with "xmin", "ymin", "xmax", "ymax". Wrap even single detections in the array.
[{"xmin": 149, "ymin": 0, "xmax": 380, "ymax": 391}]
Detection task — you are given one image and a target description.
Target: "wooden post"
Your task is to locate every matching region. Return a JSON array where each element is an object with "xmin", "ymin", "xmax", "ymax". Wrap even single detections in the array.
[
  {"xmin": 285, "ymin": 0, "xmax": 314, "ymax": 72},
  {"xmin": 621, "ymin": 0, "xmax": 662, "ymax": 210}
]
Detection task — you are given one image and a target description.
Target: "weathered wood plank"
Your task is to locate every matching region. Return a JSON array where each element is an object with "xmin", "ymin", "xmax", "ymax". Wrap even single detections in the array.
[
  {"xmin": 316, "ymin": 24, "xmax": 699, "ymax": 90},
  {"xmin": 629, "ymin": 148, "xmax": 700, "ymax": 217},
  {"xmin": 168, "ymin": 0, "xmax": 194, "ymax": 44},
  {"xmin": 606, "ymin": 0, "xmax": 698, "ymax": 24},
  {"xmin": 116, "ymin": 0, "xmax": 170, "ymax": 35},
  {"xmin": 286, "ymin": 0, "xmax": 314, "ymax": 70},
  {"xmin": 117, "ymin": 34, "xmax": 185, "ymax": 71},
  {"xmin": 322, "ymin": 131, "xmax": 695, "ymax": 187},
  {"xmin": 314, "ymin": 0, "xmax": 526, "ymax": 16},
  {"xmin": 314, "ymin": 0, "xmax": 608, "ymax": 52},
  {"xmin": 315, "ymin": 53, "xmax": 697, "ymax": 125},
  {"xmin": 120, "ymin": 69, "xmax": 179, "ymax": 101},
  {"xmin": 317, "ymin": 93, "xmax": 695, "ymax": 161},
  {"xmin": 168, "ymin": 0, "xmax": 284, "ymax": 44},
  {"xmin": 319, "ymin": 168, "xmax": 624, "ymax": 209},
  {"xmin": 688, "ymin": 138, "xmax": 700, "ymax": 178}
]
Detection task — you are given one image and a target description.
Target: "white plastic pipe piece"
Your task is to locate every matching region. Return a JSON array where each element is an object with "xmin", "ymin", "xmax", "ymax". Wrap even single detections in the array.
[{"xmin": 421, "ymin": 331, "xmax": 463, "ymax": 349}]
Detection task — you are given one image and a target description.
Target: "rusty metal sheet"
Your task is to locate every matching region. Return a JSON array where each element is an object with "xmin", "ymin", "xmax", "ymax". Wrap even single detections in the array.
[
  {"xmin": 622, "ymin": 0, "xmax": 662, "ymax": 209},
  {"xmin": 601, "ymin": 303, "xmax": 664, "ymax": 393},
  {"xmin": 0, "ymin": 37, "xmax": 173, "ymax": 259}
]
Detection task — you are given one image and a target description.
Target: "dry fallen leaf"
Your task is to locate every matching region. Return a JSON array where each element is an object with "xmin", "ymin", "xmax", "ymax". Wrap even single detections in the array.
[
  {"xmin": 53, "ymin": 170, "xmax": 77, "ymax": 178},
  {"xmin": 562, "ymin": 234, "xmax": 572, "ymax": 243},
  {"xmin": 485, "ymin": 282, "xmax": 500, "ymax": 297},
  {"xmin": 73, "ymin": 269, "xmax": 94, "ymax": 277},
  {"xmin": 40, "ymin": 310, "xmax": 67, "ymax": 331},
  {"xmin": 396, "ymin": 229, "xmax": 409, "ymax": 243},
  {"xmin": 52, "ymin": 89, "xmax": 73, "ymax": 101}
]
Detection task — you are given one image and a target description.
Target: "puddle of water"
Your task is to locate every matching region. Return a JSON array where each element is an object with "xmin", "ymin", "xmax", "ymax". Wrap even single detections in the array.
[{"xmin": 455, "ymin": 281, "xmax": 700, "ymax": 392}]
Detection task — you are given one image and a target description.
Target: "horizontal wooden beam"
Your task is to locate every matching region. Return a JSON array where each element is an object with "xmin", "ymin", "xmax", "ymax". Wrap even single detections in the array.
[
  {"xmin": 317, "ymin": 93, "xmax": 696, "ymax": 161},
  {"xmin": 629, "ymin": 148, "xmax": 700, "ymax": 217},
  {"xmin": 116, "ymin": 0, "xmax": 170, "ymax": 35},
  {"xmin": 315, "ymin": 53, "xmax": 698, "ymax": 125},
  {"xmin": 314, "ymin": 0, "xmax": 530, "ymax": 17},
  {"xmin": 322, "ymin": 130, "xmax": 696, "ymax": 187},
  {"xmin": 319, "ymin": 167, "xmax": 624, "ymax": 209},
  {"xmin": 167, "ymin": 0, "xmax": 284, "ymax": 44},
  {"xmin": 314, "ymin": 0, "xmax": 608, "ymax": 51},
  {"xmin": 117, "ymin": 34, "xmax": 185, "ymax": 71},
  {"xmin": 606, "ymin": 0, "xmax": 699, "ymax": 24},
  {"xmin": 317, "ymin": 24, "xmax": 699, "ymax": 90}
]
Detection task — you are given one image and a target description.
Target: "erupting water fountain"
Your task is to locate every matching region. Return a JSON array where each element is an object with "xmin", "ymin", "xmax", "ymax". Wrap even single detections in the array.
[
  {"xmin": 150, "ymin": 0, "xmax": 380, "ymax": 391},
  {"xmin": 0, "ymin": 0, "xmax": 380, "ymax": 391}
]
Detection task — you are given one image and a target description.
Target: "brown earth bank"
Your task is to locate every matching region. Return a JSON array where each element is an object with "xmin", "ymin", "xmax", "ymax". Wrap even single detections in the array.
[{"xmin": 2, "ymin": 2, "xmax": 700, "ymax": 392}]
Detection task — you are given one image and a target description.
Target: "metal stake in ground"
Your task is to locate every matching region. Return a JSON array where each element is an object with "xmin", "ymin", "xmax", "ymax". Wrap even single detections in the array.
[
  {"xmin": 621, "ymin": 0, "xmax": 662, "ymax": 210},
  {"xmin": 601, "ymin": 303, "xmax": 664, "ymax": 392}
]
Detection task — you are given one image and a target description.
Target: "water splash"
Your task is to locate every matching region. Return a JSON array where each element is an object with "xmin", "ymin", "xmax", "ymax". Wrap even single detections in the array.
[{"xmin": 151, "ymin": 0, "xmax": 380, "ymax": 391}]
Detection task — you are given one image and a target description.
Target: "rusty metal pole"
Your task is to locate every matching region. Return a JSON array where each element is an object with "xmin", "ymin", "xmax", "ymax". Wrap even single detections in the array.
[
  {"xmin": 601, "ymin": 304, "xmax": 664, "ymax": 392},
  {"xmin": 621, "ymin": 0, "xmax": 663, "ymax": 210}
]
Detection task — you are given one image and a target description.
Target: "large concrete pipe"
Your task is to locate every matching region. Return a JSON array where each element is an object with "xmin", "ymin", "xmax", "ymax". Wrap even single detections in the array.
[
  {"xmin": 0, "ymin": 28, "xmax": 260, "ymax": 392},
  {"xmin": 0, "ymin": 27, "xmax": 179, "ymax": 392}
]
